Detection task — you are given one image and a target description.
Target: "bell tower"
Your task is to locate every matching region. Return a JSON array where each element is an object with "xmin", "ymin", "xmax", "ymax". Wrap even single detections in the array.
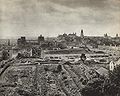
[{"xmin": 80, "ymin": 29, "xmax": 84, "ymax": 38}]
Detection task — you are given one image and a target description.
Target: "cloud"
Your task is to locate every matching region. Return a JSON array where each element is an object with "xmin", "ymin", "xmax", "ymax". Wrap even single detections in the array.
[
  {"xmin": 38, "ymin": 0, "xmax": 120, "ymax": 10},
  {"xmin": 50, "ymin": 0, "xmax": 106, "ymax": 9},
  {"xmin": 0, "ymin": 0, "xmax": 120, "ymax": 38}
]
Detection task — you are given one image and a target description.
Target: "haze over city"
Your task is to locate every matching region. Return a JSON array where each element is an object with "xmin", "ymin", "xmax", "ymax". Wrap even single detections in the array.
[{"xmin": 0, "ymin": 0, "xmax": 120, "ymax": 39}]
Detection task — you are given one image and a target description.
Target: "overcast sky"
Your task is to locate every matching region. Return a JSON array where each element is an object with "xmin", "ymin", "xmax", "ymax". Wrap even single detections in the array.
[{"xmin": 0, "ymin": 0, "xmax": 120, "ymax": 39}]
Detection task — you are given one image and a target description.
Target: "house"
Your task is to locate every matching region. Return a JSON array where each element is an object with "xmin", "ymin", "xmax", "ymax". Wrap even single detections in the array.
[{"xmin": 96, "ymin": 67, "xmax": 109, "ymax": 77}]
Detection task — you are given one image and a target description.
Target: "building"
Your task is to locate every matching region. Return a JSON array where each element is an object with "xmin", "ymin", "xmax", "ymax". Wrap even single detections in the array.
[
  {"xmin": 109, "ymin": 58, "xmax": 120, "ymax": 71},
  {"xmin": 68, "ymin": 33, "xmax": 76, "ymax": 38},
  {"xmin": 17, "ymin": 37, "xmax": 26, "ymax": 47},
  {"xmin": 38, "ymin": 35, "xmax": 45, "ymax": 45},
  {"xmin": 109, "ymin": 61, "xmax": 115, "ymax": 71},
  {"xmin": 17, "ymin": 35, "xmax": 45, "ymax": 47},
  {"xmin": 44, "ymin": 47, "xmax": 110, "ymax": 64},
  {"xmin": 27, "ymin": 40, "xmax": 38, "ymax": 45},
  {"xmin": 96, "ymin": 67, "xmax": 109, "ymax": 77},
  {"xmin": 80, "ymin": 29, "xmax": 84, "ymax": 38}
]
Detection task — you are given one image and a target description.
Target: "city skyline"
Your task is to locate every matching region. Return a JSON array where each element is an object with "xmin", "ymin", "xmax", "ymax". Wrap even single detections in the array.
[
  {"xmin": 0, "ymin": 31, "xmax": 119, "ymax": 40},
  {"xmin": 0, "ymin": 0, "xmax": 120, "ymax": 39}
]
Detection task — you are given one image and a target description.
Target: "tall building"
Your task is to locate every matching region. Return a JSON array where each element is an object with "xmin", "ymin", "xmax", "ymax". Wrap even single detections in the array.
[
  {"xmin": 80, "ymin": 29, "xmax": 84, "ymax": 38},
  {"xmin": 17, "ymin": 37, "xmax": 26, "ymax": 47},
  {"xmin": 38, "ymin": 35, "xmax": 45, "ymax": 45}
]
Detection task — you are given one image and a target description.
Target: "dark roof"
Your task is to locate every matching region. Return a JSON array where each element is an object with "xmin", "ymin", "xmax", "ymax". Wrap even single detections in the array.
[
  {"xmin": 96, "ymin": 67, "xmax": 109, "ymax": 76},
  {"xmin": 45, "ymin": 48, "xmax": 92, "ymax": 54}
]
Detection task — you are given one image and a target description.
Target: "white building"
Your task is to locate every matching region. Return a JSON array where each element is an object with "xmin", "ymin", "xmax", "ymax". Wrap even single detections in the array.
[
  {"xmin": 109, "ymin": 58, "xmax": 120, "ymax": 71},
  {"xmin": 109, "ymin": 61, "xmax": 115, "ymax": 71}
]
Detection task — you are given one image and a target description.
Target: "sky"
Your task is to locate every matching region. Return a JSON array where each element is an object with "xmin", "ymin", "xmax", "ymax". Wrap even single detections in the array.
[{"xmin": 0, "ymin": 0, "xmax": 120, "ymax": 39}]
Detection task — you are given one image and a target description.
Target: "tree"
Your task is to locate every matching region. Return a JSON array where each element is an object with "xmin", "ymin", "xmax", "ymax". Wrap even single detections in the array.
[
  {"xmin": 2, "ymin": 50, "xmax": 9, "ymax": 60},
  {"xmin": 81, "ymin": 86, "xmax": 101, "ymax": 96},
  {"xmin": 81, "ymin": 78, "xmax": 104, "ymax": 96},
  {"xmin": 16, "ymin": 53, "xmax": 23, "ymax": 59},
  {"xmin": 108, "ymin": 65, "xmax": 120, "ymax": 96},
  {"xmin": 81, "ymin": 65, "xmax": 120, "ymax": 96},
  {"xmin": 57, "ymin": 64, "xmax": 62, "ymax": 72},
  {"xmin": 57, "ymin": 43, "xmax": 67, "ymax": 49},
  {"xmin": 109, "ymin": 65, "xmax": 120, "ymax": 85},
  {"xmin": 103, "ymin": 82, "xmax": 119, "ymax": 96}
]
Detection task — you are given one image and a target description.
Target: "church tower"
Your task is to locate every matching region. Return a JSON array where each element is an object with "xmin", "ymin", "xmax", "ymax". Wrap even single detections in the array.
[{"xmin": 80, "ymin": 29, "xmax": 84, "ymax": 38}]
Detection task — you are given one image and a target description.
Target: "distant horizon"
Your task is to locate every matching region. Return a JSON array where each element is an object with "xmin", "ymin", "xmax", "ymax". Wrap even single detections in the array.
[{"xmin": 0, "ymin": 32, "xmax": 119, "ymax": 39}]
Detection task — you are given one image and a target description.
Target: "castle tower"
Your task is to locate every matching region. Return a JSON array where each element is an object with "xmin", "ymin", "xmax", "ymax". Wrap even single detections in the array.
[
  {"xmin": 80, "ymin": 29, "xmax": 84, "ymax": 38},
  {"xmin": 38, "ymin": 35, "xmax": 44, "ymax": 45}
]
